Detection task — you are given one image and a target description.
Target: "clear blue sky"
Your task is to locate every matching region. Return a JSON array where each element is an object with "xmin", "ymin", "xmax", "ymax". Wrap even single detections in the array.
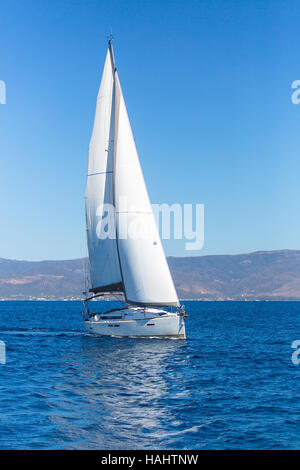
[{"xmin": 0, "ymin": 0, "xmax": 299, "ymax": 260}]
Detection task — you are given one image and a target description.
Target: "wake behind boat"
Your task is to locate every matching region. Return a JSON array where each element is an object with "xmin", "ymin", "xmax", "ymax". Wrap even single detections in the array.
[{"xmin": 82, "ymin": 40, "xmax": 187, "ymax": 338}]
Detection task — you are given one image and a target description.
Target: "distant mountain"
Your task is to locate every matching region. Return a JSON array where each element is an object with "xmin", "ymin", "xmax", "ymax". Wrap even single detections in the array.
[
  {"xmin": 0, "ymin": 250, "xmax": 300, "ymax": 300},
  {"xmin": 168, "ymin": 250, "xmax": 300, "ymax": 300},
  {"xmin": 0, "ymin": 258, "xmax": 87, "ymax": 300}
]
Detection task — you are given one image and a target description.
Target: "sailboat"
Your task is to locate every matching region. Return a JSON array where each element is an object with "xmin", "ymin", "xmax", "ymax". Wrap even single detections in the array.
[{"xmin": 82, "ymin": 40, "xmax": 187, "ymax": 338}]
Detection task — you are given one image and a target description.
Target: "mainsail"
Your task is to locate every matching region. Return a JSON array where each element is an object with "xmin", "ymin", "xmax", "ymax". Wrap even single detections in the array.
[
  {"xmin": 85, "ymin": 41, "xmax": 179, "ymax": 307},
  {"xmin": 85, "ymin": 48, "xmax": 122, "ymax": 293}
]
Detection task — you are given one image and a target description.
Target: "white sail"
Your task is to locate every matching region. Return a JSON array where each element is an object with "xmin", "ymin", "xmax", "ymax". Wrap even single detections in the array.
[
  {"xmin": 85, "ymin": 49, "xmax": 122, "ymax": 293},
  {"xmin": 114, "ymin": 74, "xmax": 179, "ymax": 306}
]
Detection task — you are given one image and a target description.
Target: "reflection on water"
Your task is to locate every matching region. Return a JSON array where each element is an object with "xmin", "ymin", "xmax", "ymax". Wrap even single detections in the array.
[{"xmin": 58, "ymin": 337, "xmax": 188, "ymax": 449}]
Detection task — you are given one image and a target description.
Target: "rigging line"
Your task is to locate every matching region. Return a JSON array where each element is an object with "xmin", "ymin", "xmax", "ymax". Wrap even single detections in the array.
[
  {"xmin": 82, "ymin": 255, "xmax": 89, "ymax": 298},
  {"xmin": 87, "ymin": 171, "xmax": 113, "ymax": 176},
  {"xmin": 116, "ymin": 211, "xmax": 152, "ymax": 214}
]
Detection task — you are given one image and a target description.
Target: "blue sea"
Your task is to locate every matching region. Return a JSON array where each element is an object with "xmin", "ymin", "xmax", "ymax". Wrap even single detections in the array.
[{"xmin": 0, "ymin": 300, "xmax": 300, "ymax": 450}]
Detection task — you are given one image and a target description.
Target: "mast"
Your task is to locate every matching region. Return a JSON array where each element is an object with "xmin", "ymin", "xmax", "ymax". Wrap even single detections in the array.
[
  {"xmin": 108, "ymin": 38, "xmax": 116, "ymax": 73},
  {"xmin": 110, "ymin": 39, "xmax": 127, "ymax": 302},
  {"xmin": 85, "ymin": 40, "xmax": 123, "ymax": 295}
]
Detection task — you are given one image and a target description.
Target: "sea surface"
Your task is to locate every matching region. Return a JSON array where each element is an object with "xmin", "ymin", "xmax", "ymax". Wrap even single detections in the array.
[{"xmin": 0, "ymin": 300, "xmax": 300, "ymax": 449}]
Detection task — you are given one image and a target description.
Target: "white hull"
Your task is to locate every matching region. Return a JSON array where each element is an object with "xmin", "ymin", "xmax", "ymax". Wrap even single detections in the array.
[{"xmin": 84, "ymin": 307, "xmax": 186, "ymax": 338}]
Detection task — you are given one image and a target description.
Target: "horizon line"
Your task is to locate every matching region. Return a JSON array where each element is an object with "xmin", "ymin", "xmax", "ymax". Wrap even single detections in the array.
[{"xmin": 1, "ymin": 248, "xmax": 299, "ymax": 264}]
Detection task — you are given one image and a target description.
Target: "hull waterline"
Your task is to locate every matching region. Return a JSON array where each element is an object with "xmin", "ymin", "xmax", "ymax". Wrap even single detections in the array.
[{"xmin": 83, "ymin": 308, "xmax": 186, "ymax": 338}]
